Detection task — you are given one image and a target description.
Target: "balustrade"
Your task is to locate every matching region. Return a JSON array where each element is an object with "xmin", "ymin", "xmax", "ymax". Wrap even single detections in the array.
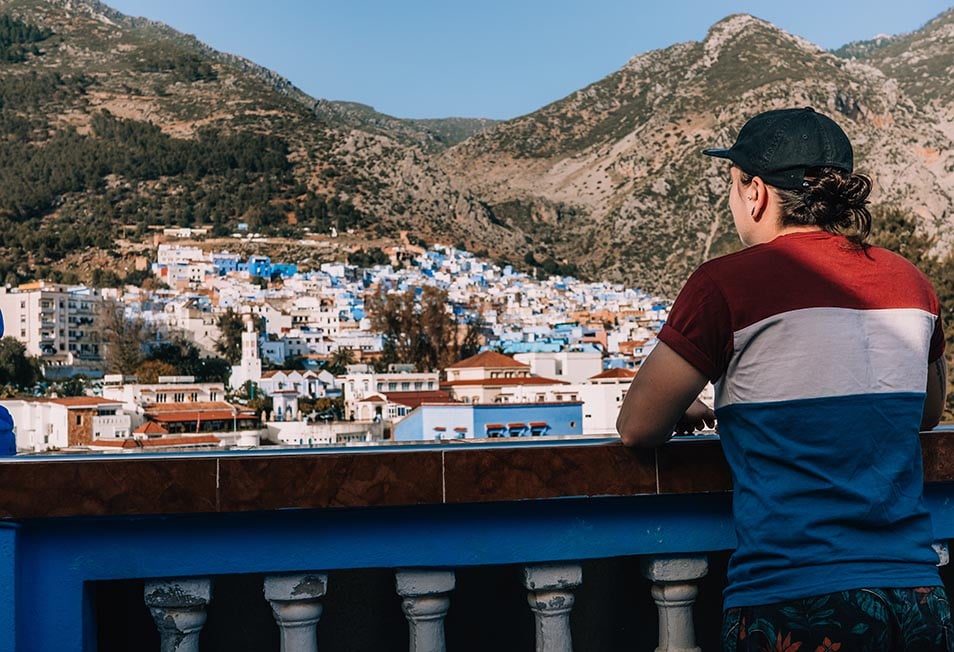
[{"xmin": 2, "ymin": 432, "xmax": 954, "ymax": 650}]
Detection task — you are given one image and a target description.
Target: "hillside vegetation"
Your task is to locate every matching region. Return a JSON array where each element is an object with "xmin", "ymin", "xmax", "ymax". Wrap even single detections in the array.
[{"xmin": 0, "ymin": 1, "xmax": 950, "ymax": 296}]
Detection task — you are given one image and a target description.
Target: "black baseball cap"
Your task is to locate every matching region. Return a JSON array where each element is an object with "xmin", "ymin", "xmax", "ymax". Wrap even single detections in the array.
[{"xmin": 703, "ymin": 107, "xmax": 853, "ymax": 190}]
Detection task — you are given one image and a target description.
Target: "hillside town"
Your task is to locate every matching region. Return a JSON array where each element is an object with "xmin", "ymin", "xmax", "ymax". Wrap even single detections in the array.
[{"xmin": 0, "ymin": 238, "xmax": 697, "ymax": 454}]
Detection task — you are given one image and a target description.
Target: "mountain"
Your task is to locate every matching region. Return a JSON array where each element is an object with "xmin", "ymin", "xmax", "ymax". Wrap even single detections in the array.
[
  {"xmin": 312, "ymin": 100, "xmax": 498, "ymax": 153},
  {"xmin": 438, "ymin": 13, "xmax": 954, "ymax": 292},
  {"xmin": 0, "ymin": 0, "xmax": 519, "ymax": 286},
  {"xmin": 833, "ymin": 9, "xmax": 954, "ymax": 125},
  {"xmin": 0, "ymin": 0, "xmax": 950, "ymax": 295}
]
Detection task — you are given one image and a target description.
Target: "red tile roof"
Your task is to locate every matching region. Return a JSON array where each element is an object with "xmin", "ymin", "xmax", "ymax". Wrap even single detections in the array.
[
  {"xmin": 442, "ymin": 376, "xmax": 568, "ymax": 387},
  {"xmin": 446, "ymin": 350, "xmax": 529, "ymax": 369},
  {"xmin": 134, "ymin": 421, "xmax": 169, "ymax": 435},
  {"xmin": 588, "ymin": 368, "xmax": 637, "ymax": 380},
  {"xmin": 36, "ymin": 397, "xmax": 123, "ymax": 408},
  {"xmin": 382, "ymin": 390, "xmax": 452, "ymax": 409},
  {"xmin": 93, "ymin": 435, "xmax": 221, "ymax": 448}
]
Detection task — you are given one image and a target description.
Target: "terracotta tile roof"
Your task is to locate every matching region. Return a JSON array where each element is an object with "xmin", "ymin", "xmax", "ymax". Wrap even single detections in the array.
[
  {"xmin": 38, "ymin": 397, "xmax": 123, "ymax": 408},
  {"xmin": 133, "ymin": 421, "xmax": 169, "ymax": 435},
  {"xmin": 588, "ymin": 368, "xmax": 637, "ymax": 380},
  {"xmin": 382, "ymin": 390, "xmax": 452, "ymax": 409},
  {"xmin": 446, "ymin": 350, "xmax": 529, "ymax": 369},
  {"xmin": 442, "ymin": 376, "xmax": 568, "ymax": 387},
  {"xmin": 529, "ymin": 421, "xmax": 549, "ymax": 428},
  {"xmin": 93, "ymin": 435, "xmax": 221, "ymax": 448},
  {"xmin": 485, "ymin": 423, "xmax": 505, "ymax": 430},
  {"xmin": 507, "ymin": 422, "xmax": 526, "ymax": 429}
]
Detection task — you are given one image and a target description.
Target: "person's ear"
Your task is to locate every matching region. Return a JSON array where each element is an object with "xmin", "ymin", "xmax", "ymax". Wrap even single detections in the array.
[{"xmin": 748, "ymin": 176, "xmax": 769, "ymax": 222}]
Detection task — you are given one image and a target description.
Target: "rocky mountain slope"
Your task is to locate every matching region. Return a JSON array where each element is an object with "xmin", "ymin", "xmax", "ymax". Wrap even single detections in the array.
[
  {"xmin": 0, "ymin": 0, "xmax": 950, "ymax": 295},
  {"xmin": 439, "ymin": 12, "xmax": 954, "ymax": 292},
  {"xmin": 0, "ymin": 0, "xmax": 519, "ymax": 285}
]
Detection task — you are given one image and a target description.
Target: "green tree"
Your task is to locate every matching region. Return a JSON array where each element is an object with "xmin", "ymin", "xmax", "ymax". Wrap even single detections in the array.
[
  {"xmin": 136, "ymin": 359, "xmax": 177, "ymax": 383},
  {"xmin": 214, "ymin": 308, "xmax": 245, "ymax": 364},
  {"xmin": 101, "ymin": 300, "xmax": 147, "ymax": 375},
  {"xmin": 0, "ymin": 337, "xmax": 39, "ymax": 388},
  {"xmin": 54, "ymin": 375, "xmax": 87, "ymax": 397},
  {"xmin": 367, "ymin": 286, "xmax": 483, "ymax": 372},
  {"xmin": 146, "ymin": 338, "xmax": 231, "ymax": 384},
  {"xmin": 324, "ymin": 347, "xmax": 355, "ymax": 375}
]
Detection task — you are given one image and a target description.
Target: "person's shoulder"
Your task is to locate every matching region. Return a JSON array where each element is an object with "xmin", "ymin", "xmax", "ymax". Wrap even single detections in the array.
[
  {"xmin": 862, "ymin": 244, "xmax": 932, "ymax": 280},
  {"xmin": 696, "ymin": 242, "xmax": 771, "ymax": 279}
]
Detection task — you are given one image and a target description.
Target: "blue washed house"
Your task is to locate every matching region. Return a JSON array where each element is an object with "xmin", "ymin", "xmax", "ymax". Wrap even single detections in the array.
[{"xmin": 393, "ymin": 402, "xmax": 584, "ymax": 441}]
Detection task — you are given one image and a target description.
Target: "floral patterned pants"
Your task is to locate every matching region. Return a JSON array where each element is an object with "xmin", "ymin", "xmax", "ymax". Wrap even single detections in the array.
[{"xmin": 722, "ymin": 587, "xmax": 954, "ymax": 651}]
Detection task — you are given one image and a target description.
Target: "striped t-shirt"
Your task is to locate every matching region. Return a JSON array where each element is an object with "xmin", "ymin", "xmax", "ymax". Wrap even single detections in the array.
[{"xmin": 659, "ymin": 231, "xmax": 944, "ymax": 608}]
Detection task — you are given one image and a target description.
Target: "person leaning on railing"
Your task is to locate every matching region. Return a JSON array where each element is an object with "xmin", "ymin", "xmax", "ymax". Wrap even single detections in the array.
[{"xmin": 617, "ymin": 107, "xmax": 952, "ymax": 651}]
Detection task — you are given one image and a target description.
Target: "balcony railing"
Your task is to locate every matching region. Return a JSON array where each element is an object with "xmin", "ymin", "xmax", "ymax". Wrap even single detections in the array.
[{"xmin": 2, "ymin": 430, "xmax": 954, "ymax": 651}]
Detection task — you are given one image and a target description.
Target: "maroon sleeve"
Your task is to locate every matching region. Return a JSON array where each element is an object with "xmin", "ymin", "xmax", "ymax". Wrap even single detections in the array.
[{"xmin": 657, "ymin": 266, "xmax": 733, "ymax": 382}]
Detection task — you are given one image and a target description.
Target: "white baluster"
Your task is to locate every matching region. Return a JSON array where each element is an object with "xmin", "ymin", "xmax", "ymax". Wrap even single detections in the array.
[
  {"xmin": 144, "ymin": 577, "xmax": 213, "ymax": 652},
  {"xmin": 264, "ymin": 573, "xmax": 329, "ymax": 652},
  {"xmin": 395, "ymin": 569, "xmax": 455, "ymax": 652},
  {"xmin": 523, "ymin": 563, "xmax": 583, "ymax": 652},
  {"xmin": 641, "ymin": 555, "xmax": 708, "ymax": 652}
]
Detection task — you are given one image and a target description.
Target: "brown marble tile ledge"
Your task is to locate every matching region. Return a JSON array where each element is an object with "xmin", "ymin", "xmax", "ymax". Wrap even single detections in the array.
[{"xmin": 0, "ymin": 430, "xmax": 952, "ymax": 519}]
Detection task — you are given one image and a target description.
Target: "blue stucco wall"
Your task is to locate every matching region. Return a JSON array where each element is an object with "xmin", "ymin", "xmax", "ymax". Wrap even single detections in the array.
[
  {"xmin": 473, "ymin": 402, "xmax": 583, "ymax": 437},
  {"xmin": 393, "ymin": 402, "xmax": 584, "ymax": 441}
]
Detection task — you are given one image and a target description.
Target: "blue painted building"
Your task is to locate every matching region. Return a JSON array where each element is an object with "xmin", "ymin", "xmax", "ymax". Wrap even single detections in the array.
[
  {"xmin": 246, "ymin": 255, "xmax": 271, "ymax": 279},
  {"xmin": 393, "ymin": 402, "xmax": 584, "ymax": 441}
]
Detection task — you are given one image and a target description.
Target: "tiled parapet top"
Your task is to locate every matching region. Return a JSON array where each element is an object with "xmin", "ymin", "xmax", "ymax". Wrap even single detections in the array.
[{"xmin": 1, "ymin": 431, "xmax": 952, "ymax": 519}]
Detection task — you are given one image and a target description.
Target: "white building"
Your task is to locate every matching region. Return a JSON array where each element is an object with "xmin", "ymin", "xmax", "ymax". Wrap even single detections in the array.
[
  {"xmin": 513, "ymin": 348, "xmax": 603, "ymax": 385},
  {"xmin": 0, "ymin": 397, "xmax": 130, "ymax": 452},
  {"xmin": 0, "ymin": 282, "xmax": 104, "ymax": 377},
  {"xmin": 342, "ymin": 369, "xmax": 441, "ymax": 420},
  {"xmin": 258, "ymin": 369, "xmax": 337, "ymax": 399},
  {"xmin": 102, "ymin": 375, "xmax": 226, "ymax": 417}
]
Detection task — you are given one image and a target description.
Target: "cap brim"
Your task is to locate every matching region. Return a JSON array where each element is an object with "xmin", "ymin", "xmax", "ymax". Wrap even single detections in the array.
[{"xmin": 702, "ymin": 148, "xmax": 732, "ymax": 159}]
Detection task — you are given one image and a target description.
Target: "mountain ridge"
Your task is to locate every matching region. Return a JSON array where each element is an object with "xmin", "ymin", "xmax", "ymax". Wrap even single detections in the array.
[{"xmin": 0, "ymin": 0, "xmax": 950, "ymax": 296}]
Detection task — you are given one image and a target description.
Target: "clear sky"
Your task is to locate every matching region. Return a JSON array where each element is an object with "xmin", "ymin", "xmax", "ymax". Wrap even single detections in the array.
[{"xmin": 105, "ymin": 1, "xmax": 953, "ymax": 120}]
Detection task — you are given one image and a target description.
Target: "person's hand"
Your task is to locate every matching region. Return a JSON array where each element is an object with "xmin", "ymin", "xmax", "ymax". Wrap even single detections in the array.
[{"xmin": 673, "ymin": 398, "xmax": 716, "ymax": 436}]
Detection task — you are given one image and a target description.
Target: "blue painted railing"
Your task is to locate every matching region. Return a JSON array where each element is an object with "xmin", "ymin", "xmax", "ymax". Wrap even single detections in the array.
[{"xmin": 3, "ymin": 432, "xmax": 954, "ymax": 651}]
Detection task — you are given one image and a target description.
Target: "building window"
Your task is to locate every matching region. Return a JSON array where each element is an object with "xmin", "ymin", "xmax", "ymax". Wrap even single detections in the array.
[{"xmin": 75, "ymin": 415, "xmax": 82, "ymax": 425}]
